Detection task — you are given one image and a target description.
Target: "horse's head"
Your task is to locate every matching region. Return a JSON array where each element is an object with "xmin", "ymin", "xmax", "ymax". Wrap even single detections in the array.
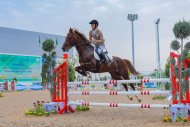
[
  {"xmin": 62, "ymin": 28, "xmax": 76, "ymax": 52},
  {"xmin": 62, "ymin": 28, "xmax": 88, "ymax": 52}
]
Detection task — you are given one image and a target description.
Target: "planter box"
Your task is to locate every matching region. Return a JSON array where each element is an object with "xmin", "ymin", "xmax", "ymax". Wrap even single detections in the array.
[{"xmin": 170, "ymin": 104, "xmax": 190, "ymax": 122}]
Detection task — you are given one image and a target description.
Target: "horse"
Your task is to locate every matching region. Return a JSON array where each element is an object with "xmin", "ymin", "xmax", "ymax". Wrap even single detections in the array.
[{"xmin": 62, "ymin": 28, "xmax": 141, "ymax": 102}]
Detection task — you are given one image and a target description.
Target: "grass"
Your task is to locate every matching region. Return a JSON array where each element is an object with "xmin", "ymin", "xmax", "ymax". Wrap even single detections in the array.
[
  {"xmin": 0, "ymin": 92, "xmax": 3, "ymax": 97},
  {"xmin": 152, "ymin": 95, "xmax": 166, "ymax": 100}
]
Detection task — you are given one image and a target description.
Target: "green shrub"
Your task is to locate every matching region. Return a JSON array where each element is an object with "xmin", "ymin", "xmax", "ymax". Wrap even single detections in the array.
[{"xmin": 76, "ymin": 105, "xmax": 90, "ymax": 111}]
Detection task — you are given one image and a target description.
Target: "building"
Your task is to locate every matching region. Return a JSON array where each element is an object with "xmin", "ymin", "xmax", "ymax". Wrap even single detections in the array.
[
  {"xmin": 0, "ymin": 26, "xmax": 72, "ymax": 57},
  {"xmin": 0, "ymin": 27, "xmax": 73, "ymax": 87}
]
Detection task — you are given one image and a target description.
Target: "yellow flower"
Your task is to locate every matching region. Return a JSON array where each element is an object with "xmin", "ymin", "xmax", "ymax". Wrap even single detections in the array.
[
  {"xmin": 25, "ymin": 111, "xmax": 30, "ymax": 116},
  {"xmin": 163, "ymin": 117, "xmax": 168, "ymax": 122},
  {"xmin": 176, "ymin": 118, "xmax": 181, "ymax": 122}
]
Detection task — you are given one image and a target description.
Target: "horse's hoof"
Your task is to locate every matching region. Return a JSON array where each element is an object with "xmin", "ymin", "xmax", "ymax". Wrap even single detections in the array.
[
  {"xmin": 127, "ymin": 96, "xmax": 133, "ymax": 101},
  {"xmin": 82, "ymin": 73, "xmax": 87, "ymax": 76},
  {"xmin": 81, "ymin": 71, "xmax": 87, "ymax": 76},
  {"xmin": 135, "ymin": 95, "xmax": 141, "ymax": 103}
]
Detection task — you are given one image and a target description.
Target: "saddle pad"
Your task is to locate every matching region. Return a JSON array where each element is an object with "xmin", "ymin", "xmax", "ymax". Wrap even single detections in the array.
[{"xmin": 93, "ymin": 48, "xmax": 113, "ymax": 61}]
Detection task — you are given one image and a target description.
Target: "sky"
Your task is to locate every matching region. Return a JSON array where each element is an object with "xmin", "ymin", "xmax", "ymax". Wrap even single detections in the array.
[{"xmin": 0, "ymin": 0, "xmax": 190, "ymax": 72}]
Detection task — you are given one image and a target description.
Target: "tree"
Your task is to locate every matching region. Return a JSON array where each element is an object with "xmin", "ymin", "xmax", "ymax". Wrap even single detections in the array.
[
  {"xmin": 41, "ymin": 39, "xmax": 56, "ymax": 86},
  {"xmin": 164, "ymin": 57, "xmax": 170, "ymax": 78},
  {"xmin": 67, "ymin": 54, "xmax": 78, "ymax": 81},
  {"xmin": 68, "ymin": 61, "xmax": 75, "ymax": 81},
  {"xmin": 172, "ymin": 21, "xmax": 190, "ymax": 82},
  {"xmin": 56, "ymin": 54, "xmax": 76, "ymax": 82},
  {"xmin": 163, "ymin": 58, "xmax": 171, "ymax": 90},
  {"xmin": 171, "ymin": 20, "xmax": 190, "ymax": 98},
  {"xmin": 42, "ymin": 39, "xmax": 55, "ymax": 55}
]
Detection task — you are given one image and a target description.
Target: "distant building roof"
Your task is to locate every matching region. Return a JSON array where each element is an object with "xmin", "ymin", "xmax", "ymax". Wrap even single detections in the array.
[{"xmin": 0, "ymin": 27, "xmax": 73, "ymax": 57}]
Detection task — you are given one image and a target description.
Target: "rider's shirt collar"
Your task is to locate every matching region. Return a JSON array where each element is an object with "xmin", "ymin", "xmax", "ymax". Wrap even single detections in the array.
[{"xmin": 92, "ymin": 28, "xmax": 98, "ymax": 35}]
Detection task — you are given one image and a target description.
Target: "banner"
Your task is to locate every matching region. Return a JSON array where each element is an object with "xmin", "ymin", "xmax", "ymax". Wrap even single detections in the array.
[{"xmin": 0, "ymin": 53, "xmax": 42, "ymax": 82}]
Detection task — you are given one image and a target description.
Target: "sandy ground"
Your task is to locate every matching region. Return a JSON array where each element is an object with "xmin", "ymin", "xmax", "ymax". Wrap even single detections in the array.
[{"xmin": 0, "ymin": 90, "xmax": 189, "ymax": 127}]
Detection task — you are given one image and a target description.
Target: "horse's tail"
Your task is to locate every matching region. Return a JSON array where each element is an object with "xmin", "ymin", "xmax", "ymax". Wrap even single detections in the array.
[{"xmin": 123, "ymin": 59, "xmax": 140, "ymax": 75}]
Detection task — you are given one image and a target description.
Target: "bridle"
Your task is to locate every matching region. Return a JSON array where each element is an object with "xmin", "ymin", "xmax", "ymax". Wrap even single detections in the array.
[
  {"xmin": 66, "ymin": 32, "xmax": 93, "ymax": 49},
  {"xmin": 69, "ymin": 36, "xmax": 92, "ymax": 48}
]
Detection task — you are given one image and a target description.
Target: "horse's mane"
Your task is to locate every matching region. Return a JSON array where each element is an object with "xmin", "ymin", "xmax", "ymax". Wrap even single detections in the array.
[{"xmin": 74, "ymin": 29, "xmax": 90, "ymax": 43}]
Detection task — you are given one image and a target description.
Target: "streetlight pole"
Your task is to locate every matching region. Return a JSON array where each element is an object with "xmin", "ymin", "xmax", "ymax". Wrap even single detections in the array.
[
  {"xmin": 155, "ymin": 18, "xmax": 161, "ymax": 72},
  {"xmin": 127, "ymin": 14, "xmax": 138, "ymax": 67},
  {"xmin": 155, "ymin": 18, "xmax": 162, "ymax": 89}
]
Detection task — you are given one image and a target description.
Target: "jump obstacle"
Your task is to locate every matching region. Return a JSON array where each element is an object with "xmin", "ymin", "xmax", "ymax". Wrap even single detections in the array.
[
  {"xmin": 68, "ymin": 78, "xmax": 170, "ymax": 85},
  {"xmin": 0, "ymin": 81, "xmax": 15, "ymax": 91},
  {"xmin": 50, "ymin": 53, "xmax": 190, "ymax": 121},
  {"xmin": 52, "ymin": 54, "xmax": 169, "ymax": 112},
  {"xmin": 68, "ymin": 90, "xmax": 170, "ymax": 95},
  {"xmin": 170, "ymin": 52, "xmax": 190, "ymax": 104},
  {"xmin": 69, "ymin": 101, "xmax": 170, "ymax": 109}
]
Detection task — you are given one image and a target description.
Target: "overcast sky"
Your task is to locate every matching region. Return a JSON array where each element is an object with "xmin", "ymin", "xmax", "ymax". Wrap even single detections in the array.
[{"xmin": 1, "ymin": 0, "xmax": 190, "ymax": 72}]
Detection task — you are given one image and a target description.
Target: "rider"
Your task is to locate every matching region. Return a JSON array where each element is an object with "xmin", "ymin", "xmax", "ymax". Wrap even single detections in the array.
[{"xmin": 89, "ymin": 19, "xmax": 111, "ymax": 65}]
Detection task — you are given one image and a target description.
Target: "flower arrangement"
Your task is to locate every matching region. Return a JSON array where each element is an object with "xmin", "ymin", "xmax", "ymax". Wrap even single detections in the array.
[{"xmin": 25, "ymin": 100, "xmax": 57, "ymax": 117}]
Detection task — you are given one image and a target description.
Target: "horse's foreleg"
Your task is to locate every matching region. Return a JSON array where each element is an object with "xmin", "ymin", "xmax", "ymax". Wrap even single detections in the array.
[
  {"xmin": 80, "ymin": 62, "xmax": 94, "ymax": 70},
  {"xmin": 75, "ymin": 66, "xmax": 88, "ymax": 76},
  {"xmin": 76, "ymin": 61, "xmax": 96, "ymax": 75},
  {"xmin": 75, "ymin": 61, "xmax": 96, "ymax": 76}
]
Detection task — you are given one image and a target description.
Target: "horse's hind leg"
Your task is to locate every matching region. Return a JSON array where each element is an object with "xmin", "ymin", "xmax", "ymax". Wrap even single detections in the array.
[
  {"xmin": 130, "ymin": 83, "xmax": 141, "ymax": 102},
  {"xmin": 110, "ymin": 72, "xmax": 133, "ymax": 101},
  {"xmin": 120, "ymin": 72, "xmax": 141, "ymax": 103},
  {"xmin": 123, "ymin": 83, "xmax": 133, "ymax": 101}
]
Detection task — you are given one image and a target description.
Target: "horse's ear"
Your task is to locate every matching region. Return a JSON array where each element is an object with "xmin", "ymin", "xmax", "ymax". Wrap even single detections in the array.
[{"xmin": 69, "ymin": 28, "xmax": 73, "ymax": 33}]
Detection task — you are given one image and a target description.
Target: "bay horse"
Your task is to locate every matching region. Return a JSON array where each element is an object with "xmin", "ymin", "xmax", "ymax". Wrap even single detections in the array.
[{"xmin": 62, "ymin": 28, "xmax": 141, "ymax": 102}]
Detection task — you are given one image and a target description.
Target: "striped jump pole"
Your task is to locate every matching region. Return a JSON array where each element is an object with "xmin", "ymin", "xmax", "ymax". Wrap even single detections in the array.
[
  {"xmin": 68, "ymin": 78, "xmax": 170, "ymax": 85},
  {"xmin": 69, "ymin": 101, "xmax": 170, "ymax": 109},
  {"xmin": 69, "ymin": 90, "xmax": 170, "ymax": 95}
]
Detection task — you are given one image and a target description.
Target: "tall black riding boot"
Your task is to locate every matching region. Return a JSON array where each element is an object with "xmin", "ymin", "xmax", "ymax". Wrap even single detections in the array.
[{"xmin": 99, "ymin": 53, "xmax": 111, "ymax": 66}]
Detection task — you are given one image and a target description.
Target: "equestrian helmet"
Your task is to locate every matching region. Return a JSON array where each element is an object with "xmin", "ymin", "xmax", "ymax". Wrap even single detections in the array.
[{"xmin": 89, "ymin": 20, "xmax": 99, "ymax": 26}]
